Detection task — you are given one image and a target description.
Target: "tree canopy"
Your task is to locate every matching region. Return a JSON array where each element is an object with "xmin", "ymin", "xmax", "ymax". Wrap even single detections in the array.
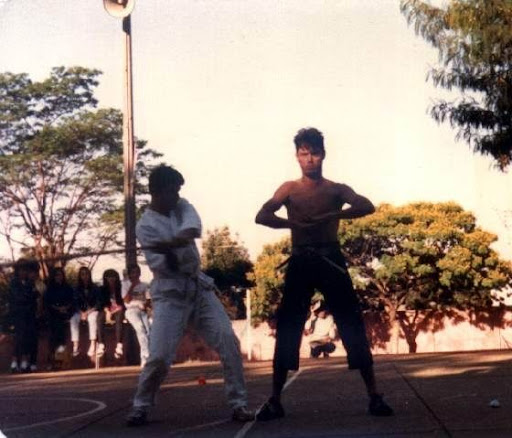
[
  {"xmin": 201, "ymin": 226, "xmax": 253, "ymax": 319},
  {"xmin": 0, "ymin": 66, "xmax": 161, "ymax": 274},
  {"xmin": 340, "ymin": 202, "xmax": 512, "ymax": 351},
  {"xmin": 400, "ymin": 0, "xmax": 512, "ymax": 170}
]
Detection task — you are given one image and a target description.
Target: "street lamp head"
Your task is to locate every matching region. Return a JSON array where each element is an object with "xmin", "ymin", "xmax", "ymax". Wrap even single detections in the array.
[{"xmin": 103, "ymin": 0, "xmax": 135, "ymax": 18}]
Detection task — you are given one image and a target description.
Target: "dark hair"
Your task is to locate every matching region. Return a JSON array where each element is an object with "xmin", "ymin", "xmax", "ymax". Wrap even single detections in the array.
[
  {"xmin": 77, "ymin": 266, "xmax": 93, "ymax": 289},
  {"xmin": 14, "ymin": 258, "xmax": 39, "ymax": 276},
  {"xmin": 48, "ymin": 267, "xmax": 67, "ymax": 287},
  {"xmin": 102, "ymin": 269, "xmax": 122, "ymax": 304},
  {"xmin": 127, "ymin": 264, "xmax": 141, "ymax": 275},
  {"xmin": 293, "ymin": 127, "xmax": 324, "ymax": 152},
  {"xmin": 149, "ymin": 165, "xmax": 185, "ymax": 195}
]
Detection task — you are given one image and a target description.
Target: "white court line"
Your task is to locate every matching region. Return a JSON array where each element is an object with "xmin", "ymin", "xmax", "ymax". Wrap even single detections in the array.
[
  {"xmin": 169, "ymin": 419, "xmax": 229, "ymax": 436},
  {"xmin": 2, "ymin": 397, "xmax": 107, "ymax": 432},
  {"xmin": 234, "ymin": 368, "xmax": 304, "ymax": 438}
]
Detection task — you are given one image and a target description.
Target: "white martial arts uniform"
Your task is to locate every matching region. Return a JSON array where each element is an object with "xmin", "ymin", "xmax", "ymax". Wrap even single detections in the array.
[{"xmin": 132, "ymin": 198, "xmax": 248, "ymax": 409}]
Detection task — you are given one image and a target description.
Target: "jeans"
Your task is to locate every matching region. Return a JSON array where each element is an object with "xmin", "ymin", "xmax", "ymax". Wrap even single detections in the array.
[
  {"xmin": 125, "ymin": 307, "xmax": 150, "ymax": 362},
  {"xmin": 70, "ymin": 311, "xmax": 99, "ymax": 342}
]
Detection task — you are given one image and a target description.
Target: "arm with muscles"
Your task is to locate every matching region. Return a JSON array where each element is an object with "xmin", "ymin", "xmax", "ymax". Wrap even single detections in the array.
[
  {"xmin": 255, "ymin": 182, "xmax": 310, "ymax": 230},
  {"xmin": 310, "ymin": 184, "xmax": 375, "ymax": 224}
]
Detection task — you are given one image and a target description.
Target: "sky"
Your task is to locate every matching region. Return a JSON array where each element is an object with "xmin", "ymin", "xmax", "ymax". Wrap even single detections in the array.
[{"xmin": 0, "ymin": 0, "xmax": 511, "ymax": 277}]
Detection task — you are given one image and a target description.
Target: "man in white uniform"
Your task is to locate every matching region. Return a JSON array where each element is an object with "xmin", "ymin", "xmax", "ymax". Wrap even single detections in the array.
[{"xmin": 126, "ymin": 165, "xmax": 254, "ymax": 426}]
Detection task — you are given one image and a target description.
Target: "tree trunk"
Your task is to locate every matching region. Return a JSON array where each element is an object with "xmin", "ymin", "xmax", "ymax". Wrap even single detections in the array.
[{"xmin": 389, "ymin": 307, "xmax": 400, "ymax": 354}]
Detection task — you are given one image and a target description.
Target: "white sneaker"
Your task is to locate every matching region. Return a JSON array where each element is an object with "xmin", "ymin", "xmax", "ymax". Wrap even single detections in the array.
[
  {"xmin": 114, "ymin": 343, "xmax": 123, "ymax": 359},
  {"xmin": 10, "ymin": 360, "xmax": 19, "ymax": 373},
  {"xmin": 96, "ymin": 343, "xmax": 105, "ymax": 357},
  {"xmin": 20, "ymin": 360, "xmax": 29, "ymax": 373},
  {"xmin": 87, "ymin": 343, "xmax": 96, "ymax": 357},
  {"xmin": 30, "ymin": 364, "xmax": 37, "ymax": 372},
  {"xmin": 56, "ymin": 345, "xmax": 66, "ymax": 354}
]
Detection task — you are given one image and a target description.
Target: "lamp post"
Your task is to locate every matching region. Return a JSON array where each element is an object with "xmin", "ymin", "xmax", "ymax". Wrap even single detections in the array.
[{"xmin": 103, "ymin": 0, "xmax": 137, "ymax": 268}]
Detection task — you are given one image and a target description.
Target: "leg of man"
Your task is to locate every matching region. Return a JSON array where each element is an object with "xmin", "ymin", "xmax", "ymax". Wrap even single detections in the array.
[
  {"xmin": 131, "ymin": 289, "xmax": 191, "ymax": 411},
  {"xmin": 257, "ymin": 255, "xmax": 313, "ymax": 421},
  {"xmin": 192, "ymin": 286, "xmax": 248, "ymax": 411},
  {"xmin": 317, "ymin": 252, "xmax": 393, "ymax": 416}
]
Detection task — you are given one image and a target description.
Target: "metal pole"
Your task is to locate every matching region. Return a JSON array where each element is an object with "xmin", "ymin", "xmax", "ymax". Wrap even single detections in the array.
[
  {"xmin": 122, "ymin": 15, "xmax": 137, "ymax": 268},
  {"xmin": 246, "ymin": 289, "xmax": 252, "ymax": 361}
]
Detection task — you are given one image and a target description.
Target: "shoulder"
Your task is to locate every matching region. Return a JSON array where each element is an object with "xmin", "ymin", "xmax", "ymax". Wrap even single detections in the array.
[{"xmin": 331, "ymin": 182, "xmax": 357, "ymax": 200}]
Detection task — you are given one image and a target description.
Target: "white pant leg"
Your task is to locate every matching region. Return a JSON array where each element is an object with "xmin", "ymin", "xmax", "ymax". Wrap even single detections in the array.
[
  {"xmin": 125, "ymin": 308, "xmax": 150, "ymax": 362},
  {"xmin": 87, "ymin": 310, "xmax": 98, "ymax": 341},
  {"xmin": 193, "ymin": 288, "xmax": 248, "ymax": 410},
  {"xmin": 133, "ymin": 290, "xmax": 191, "ymax": 408},
  {"xmin": 70, "ymin": 312, "xmax": 81, "ymax": 343}
]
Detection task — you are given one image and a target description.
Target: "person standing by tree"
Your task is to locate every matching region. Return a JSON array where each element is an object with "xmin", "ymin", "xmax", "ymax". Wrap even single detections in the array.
[
  {"xmin": 125, "ymin": 165, "xmax": 254, "ymax": 426},
  {"xmin": 255, "ymin": 127, "xmax": 393, "ymax": 420}
]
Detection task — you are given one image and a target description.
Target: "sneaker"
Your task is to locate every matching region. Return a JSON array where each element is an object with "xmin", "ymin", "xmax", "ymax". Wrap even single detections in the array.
[
  {"xmin": 232, "ymin": 406, "xmax": 255, "ymax": 422},
  {"xmin": 87, "ymin": 343, "xmax": 96, "ymax": 357},
  {"xmin": 126, "ymin": 407, "xmax": 148, "ymax": 427},
  {"xmin": 368, "ymin": 394, "xmax": 394, "ymax": 416},
  {"xmin": 256, "ymin": 397, "xmax": 285, "ymax": 421},
  {"xmin": 56, "ymin": 345, "xmax": 66, "ymax": 354},
  {"xmin": 114, "ymin": 343, "xmax": 123, "ymax": 359},
  {"xmin": 10, "ymin": 361, "xmax": 19, "ymax": 374},
  {"xmin": 20, "ymin": 360, "xmax": 30, "ymax": 373},
  {"xmin": 30, "ymin": 364, "xmax": 37, "ymax": 372},
  {"xmin": 96, "ymin": 343, "xmax": 105, "ymax": 357}
]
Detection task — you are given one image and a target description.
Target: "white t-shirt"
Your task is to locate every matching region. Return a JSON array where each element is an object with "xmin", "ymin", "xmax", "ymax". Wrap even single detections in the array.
[
  {"xmin": 122, "ymin": 281, "xmax": 150, "ymax": 310},
  {"xmin": 305, "ymin": 314, "xmax": 336, "ymax": 342}
]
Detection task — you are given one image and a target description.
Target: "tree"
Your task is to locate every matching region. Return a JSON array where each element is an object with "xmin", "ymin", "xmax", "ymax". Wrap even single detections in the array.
[
  {"xmin": 0, "ymin": 67, "xmax": 161, "ymax": 275},
  {"xmin": 340, "ymin": 202, "xmax": 512, "ymax": 353},
  {"xmin": 400, "ymin": 0, "xmax": 512, "ymax": 170},
  {"xmin": 248, "ymin": 238, "xmax": 290, "ymax": 324},
  {"xmin": 201, "ymin": 226, "xmax": 253, "ymax": 319}
]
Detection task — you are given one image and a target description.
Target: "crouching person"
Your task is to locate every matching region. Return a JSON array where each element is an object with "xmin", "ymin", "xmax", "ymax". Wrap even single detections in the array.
[{"xmin": 126, "ymin": 165, "xmax": 254, "ymax": 426}]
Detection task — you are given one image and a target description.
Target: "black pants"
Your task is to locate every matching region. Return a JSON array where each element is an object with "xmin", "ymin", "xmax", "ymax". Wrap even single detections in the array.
[
  {"xmin": 97, "ymin": 309, "xmax": 124, "ymax": 344},
  {"xmin": 13, "ymin": 311, "xmax": 38, "ymax": 363},
  {"xmin": 48, "ymin": 314, "xmax": 69, "ymax": 352},
  {"xmin": 274, "ymin": 249, "xmax": 373, "ymax": 371},
  {"xmin": 310, "ymin": 341, "xmax": 336, "ymax": 358}
]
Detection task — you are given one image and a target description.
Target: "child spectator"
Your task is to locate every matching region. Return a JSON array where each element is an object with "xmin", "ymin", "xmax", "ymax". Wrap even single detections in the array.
[{"xmin": 122, "ymin": 264, "xmax": 151, "ymax": 367}]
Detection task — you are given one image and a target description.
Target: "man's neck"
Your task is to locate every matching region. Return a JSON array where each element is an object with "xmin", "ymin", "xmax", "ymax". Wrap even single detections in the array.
[
  {"xmin": 149, "ymin": 201, "xmax": 172, "ymax": 216},
  {"xmin": 301, "ymin": 173, "xmax": 324, "ymax": 186}
]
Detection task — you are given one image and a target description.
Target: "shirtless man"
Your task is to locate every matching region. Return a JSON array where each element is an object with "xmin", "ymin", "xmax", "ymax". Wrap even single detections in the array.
[{"xmin": 255, "ymin": 127, "xmax": 393, "ymax": 420}]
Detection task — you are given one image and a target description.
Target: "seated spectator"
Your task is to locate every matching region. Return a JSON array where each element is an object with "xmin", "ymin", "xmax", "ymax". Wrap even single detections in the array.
[
  {"xmin": 122, "ymin": 264, "xmax": 151, "ymax": 367},
  {"xmin": 70, "ymin": 266, "xmax": 102, "ymax": 358},
  {"xmin": 44, "ymin": 267, "xmax": 75, "ymax": 368},
  {"xmin": 97, "ymin": 269, "xmax": 125, "ymax": 359},
  {"xmin": 8, "ymin": 259, "xmax": 40, "ymax": 373},
  {"xmin": 304, "ymin": 303, "xmax": 337, "ymax": 359}
]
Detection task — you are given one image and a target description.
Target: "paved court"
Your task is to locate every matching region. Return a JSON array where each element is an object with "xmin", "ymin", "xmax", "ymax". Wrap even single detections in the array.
[{"xmin": 1, "ymin": 350, "xmax": 512, "ymax": 437}]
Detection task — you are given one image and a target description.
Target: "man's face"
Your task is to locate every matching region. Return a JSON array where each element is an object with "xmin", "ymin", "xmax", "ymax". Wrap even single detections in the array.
[
  {"xmin": 159, "ymin": 183, "xmax": 181, "ymax": 211},
  {"xmin": 128, "ymin": 267, "xmax": 140, "ymax": 282},
  {"xmin": 296, "ymin": 143, "xmax": 324, "ymax": 177}
]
